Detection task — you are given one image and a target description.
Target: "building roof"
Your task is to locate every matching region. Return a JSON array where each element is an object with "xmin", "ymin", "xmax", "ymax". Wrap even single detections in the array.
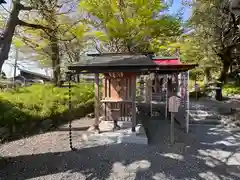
[
  {"xmin": 19, "ymin": 68, "xmax": 51, "ymax": 80},
  {"xmin": 67, "ymin": 53, "xmax": 198, "ymax": 74}
]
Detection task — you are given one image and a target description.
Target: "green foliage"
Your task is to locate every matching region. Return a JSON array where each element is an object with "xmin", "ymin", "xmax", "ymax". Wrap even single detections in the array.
[
  {"xmin": 187, "ymin": 0, "xmax": 240, "ymax": 82},
  {"xmin": 79, "ymin": 0, "xmax": 182, "ymax": 53},
  {"xmin": 188, "ymin": 79, "xmax": 205, "ymax": 90},
  {"xmin": 222, "ymin": 84, "xmax": 240, "ymax": 96},
  {"xmin": 0, "ymin": 84, "xmax": 94, "ymax": 128},
  {"xmin": 16, "ymin": 1, "xmax": 89, "ymax": 68},
  {"xmin": 171, "ymin": 31, "xmax": 222, "ymax": 80}
]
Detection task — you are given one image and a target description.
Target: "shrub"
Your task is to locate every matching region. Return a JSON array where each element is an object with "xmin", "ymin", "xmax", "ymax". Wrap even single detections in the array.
[
  {"xmin": 0, "ymin": 83, "xmax": 94, "ymax": 129},
  {"xmin": 223, "ymin": 84, "xmax": 240, "ymax": 96}
]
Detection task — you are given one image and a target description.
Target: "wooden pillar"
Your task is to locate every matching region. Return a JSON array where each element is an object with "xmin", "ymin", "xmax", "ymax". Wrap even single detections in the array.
[
  {"xmin": 131, "ymin": 75, "xmax": 137, "ymax": 132},
  {"xmin": 139, "ymin": 77, "xmax": 145, "ymax": 101},
  {"xmin": 94, "ymin": 73, "xmax": 100, "ymax": 130},
  {"xmin": 145, "ymin": 77, "xmax": 152, "ymax": 115},
  {"xmin": 170, "ymin": 112, "xmax": 175, "ymax": 144},
  {"xmin": 177, "ymin": 73, "xmax": 182, "ymax": 96},
  {"xmin": 103, "ymin": 77, "xmax": 107, "ymax": 121},
  {"xmin": 165, "ymin": 75, "xmax": 168, "ymax": 120},
  {"xmin": 185, "ymin": 71, "xmax": 190, "ymax": 133}
]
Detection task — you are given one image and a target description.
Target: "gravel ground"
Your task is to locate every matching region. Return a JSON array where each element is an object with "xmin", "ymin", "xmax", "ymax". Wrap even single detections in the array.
[
  {"xmin": 0, "ymin": 117, "xmax": 240, "ymax": 180},
  {"xmin": 1, "ymin": 97, "xmax": 240, "ymax": 180}
]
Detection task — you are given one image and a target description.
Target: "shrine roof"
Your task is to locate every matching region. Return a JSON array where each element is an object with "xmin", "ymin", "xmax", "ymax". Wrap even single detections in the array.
[{"xmin": 67, "ymin": 53, "xmax": 198, "ymax": 74}]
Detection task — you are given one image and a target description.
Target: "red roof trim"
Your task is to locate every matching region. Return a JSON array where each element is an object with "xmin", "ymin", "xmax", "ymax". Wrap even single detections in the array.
[{"xmin": 153, "ymin": 58, "xmax": 181, "ymax": 65}]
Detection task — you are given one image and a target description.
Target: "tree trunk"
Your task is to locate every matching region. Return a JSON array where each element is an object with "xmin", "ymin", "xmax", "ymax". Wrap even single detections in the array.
[
  {"xmin": 217, "ymin": 49, "xmax": 232, "ymax": 83},
  {"xmin": 0, "ymin": 0, "xmax": 50, "ymax": 73},
  {"xmin": 0, "ymin": 1, "xmax": 21, "ymax": 71},
  {"xmin": 48, "ymin": 9, "xmax": 61, "ymax": 87},
  {"xmin": 76, "ymin": 74, "xmax": 80, "ymax": 83},
  {"xmin": 204, "ymin": 67, "xmax": 211, "ymax": 83},
  {"xmin": 218, "ymin": 59, "xmax": 231, "ymax": 83},
  {"xmin": 50, "ymin": 32, "xmax": 61, "ymax": 86}
]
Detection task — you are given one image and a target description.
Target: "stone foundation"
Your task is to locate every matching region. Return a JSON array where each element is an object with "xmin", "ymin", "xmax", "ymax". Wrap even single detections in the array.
[{"xmin": 84, "ymin": 120, "xmax": 148, "ymax": 145}]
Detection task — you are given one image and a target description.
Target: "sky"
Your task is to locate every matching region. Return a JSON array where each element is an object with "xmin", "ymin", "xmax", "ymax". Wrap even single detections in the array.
[
  {"xmin": 169, "ymin": 0, "xmax": 191, "ymax": 21},
  {"xmin": 1, "ymin": 0, "xmax": 191, "ymax": 78}
]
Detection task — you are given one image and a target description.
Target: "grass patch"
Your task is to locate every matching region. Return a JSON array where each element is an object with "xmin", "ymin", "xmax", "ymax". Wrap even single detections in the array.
[
  {"xmin": 0, "ymin": 83, "xmax": 94, "ymax": 140},
  {"xmin": 222, "ymin": 84, "xmax": 240, "ymax": 96}
]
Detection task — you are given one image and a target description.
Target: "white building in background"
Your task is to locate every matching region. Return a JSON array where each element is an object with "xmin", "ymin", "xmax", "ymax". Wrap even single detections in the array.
[{"xmin": 2, "ymin": 46, "xmax": 53, "ymax": 79}]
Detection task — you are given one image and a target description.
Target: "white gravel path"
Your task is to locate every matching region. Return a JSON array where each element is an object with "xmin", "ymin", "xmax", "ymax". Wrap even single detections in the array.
[{"xmin": 0, "ymin": 116, "xmax": 240, "ymax": 180}]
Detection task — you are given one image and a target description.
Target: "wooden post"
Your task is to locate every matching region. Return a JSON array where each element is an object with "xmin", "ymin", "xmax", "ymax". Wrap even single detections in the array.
[
  {"xmin": 131, "ymin": 75, "xmax": 137, "ymax": 132},
  {"xmin": 185, "ymin": 71, "xmax": 190, "ymax": 134},
  {"xmin": 145, "ymin": 77, "xmax": 152, "ymax": 115},
  {"xmin": 145, "ymin": 77, "xmax": 149, "ymax": 103},
  {"xmin": 139, "ymin": 77, "xmax": 145, "ymax": 101},
  {"xmin": 165, "ymin": 75, "xmax": 168, "ymax": 120},
  {"xmin": 170, "ymin": 112, "xmax": 174, "ymax": 144},
  {"xmin": 169, "ymin": 96, "xmax": 180, "ymax": 144},
  {"xmin": 94, "ymin": 73, "xmax": 100, "ymax": 132}
]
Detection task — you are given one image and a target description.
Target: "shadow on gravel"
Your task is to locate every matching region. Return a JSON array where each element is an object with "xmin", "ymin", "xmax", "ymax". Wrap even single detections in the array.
[{"xmin": 1, "ymin": 125, "xmax": 240, "ymax": 180}]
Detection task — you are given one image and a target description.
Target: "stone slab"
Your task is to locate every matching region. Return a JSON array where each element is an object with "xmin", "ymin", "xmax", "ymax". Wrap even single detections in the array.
[
  {"xmin": 118, "ymin": 133, "xmax": 148, "ymax": 145},
  {"xmin": 189, "ymin": 119, "xmax": 222, "ymax": 125},
  {"xmin": 82, "ymin": 121, "xmax": 148, "ymax": 145},
  {"xmin": 99, "ymin": 120, "xmax": 132, "ymax": 130}
]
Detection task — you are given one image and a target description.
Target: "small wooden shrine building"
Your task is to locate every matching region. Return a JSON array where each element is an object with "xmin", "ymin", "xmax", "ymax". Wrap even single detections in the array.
[{"xmin": 67, "ymin": 53, "xmax": 197, "ymax": 135}]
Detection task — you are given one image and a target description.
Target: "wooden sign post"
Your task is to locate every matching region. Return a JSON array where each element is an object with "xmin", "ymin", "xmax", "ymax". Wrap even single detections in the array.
[
  {"xmin": 168, "ymin": 96, "xmax": 181, "ymax": 144},
  {"xmin": 194, "ymin": 82, "xmax": 199, "ymax": 100}
]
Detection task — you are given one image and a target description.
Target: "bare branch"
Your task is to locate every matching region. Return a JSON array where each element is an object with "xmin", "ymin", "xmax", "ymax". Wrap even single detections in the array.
[
  {"xmin": 0, "ymin": 4, "xmax": 10, "ymax": 13},
  {"xmin": 91, "ymin": 38, "xmax": 102, "ymax": 53},
  {"xmin": 20, "ymin": 6, "xmax": 34, "ymax": 11},
  {"xmin": 18, "ymin": 19, "xmax": 49, "ymax": 30},
  {"xmin": 17, "ymin": 34, "xmax": 51, "ymax": 57},
  {"xmin": 56, "ymin": 5, "xmax": 75, "ymax": 15}
]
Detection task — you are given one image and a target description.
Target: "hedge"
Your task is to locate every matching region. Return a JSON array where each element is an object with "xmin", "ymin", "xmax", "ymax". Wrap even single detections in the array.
[{"xmin": 0, "ymin": 83, "xmax": 94, "ymax": 142}]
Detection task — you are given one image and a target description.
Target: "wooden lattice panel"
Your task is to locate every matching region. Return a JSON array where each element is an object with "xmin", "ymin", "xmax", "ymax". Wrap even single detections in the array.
[
  {"xmin": 101, "ymin": 72, "xmax": 136, "ymax": 122},
  {"xmin": 103, "ymin": 72, "xmax": 136, "ymax": 100}
]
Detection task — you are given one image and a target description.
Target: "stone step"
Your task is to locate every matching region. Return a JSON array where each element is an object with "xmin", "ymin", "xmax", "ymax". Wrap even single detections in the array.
[
  {"xmin": 189, "ymin": 119, "xmax": 222, "ymax": 125},
  {"xmin": 188, "ymin": 110, "xmax": 220, "ymax": 120},
  {"xmin": 118, "ymin": 133, "xmax": 148, "ymax": 144},
  {"xmin": 188, "ymin": 110, "xmax": 217, "ymax": 114},
  {"xmin": 189, "ymin": 114, "xmax": 221, "ymax": 120},
  {"xmin": 189, "ymin": 124, "xmax": 222, "ymax": 127}
]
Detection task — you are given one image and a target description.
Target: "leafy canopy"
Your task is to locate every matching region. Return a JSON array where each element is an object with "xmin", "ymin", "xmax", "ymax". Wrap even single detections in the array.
[{"xmin": 79, "ymin": 0, "xmax": 182, "ymax": 53}]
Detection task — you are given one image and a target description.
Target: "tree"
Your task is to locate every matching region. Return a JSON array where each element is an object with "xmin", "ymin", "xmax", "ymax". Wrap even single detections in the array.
[
  {"xmin": 78, "ymin": 0, "xmax": 182, "ymax": 53},
  {"xmin": 189, "ymin": 0, "xmax": 240, "ymax": 83},
  {"xmin": 0, "ymin": 0, "xmax": 49, "ymax": 75},
  {"xmin": 9, "ymin": 0, "xmax": 86, "ymax": 86},
  {"xmin": 60, "ymin": 16, "xmax": 90, "ymax": 82},
  {"xmin": 0, "ymin": 0, "xmax": 85, "ymax": 86},
  {"xmin": 19, "ymin": 0, "xmax": 65, "ymax": 86},
  {"xmin": 171, "ymin": 31, "xmax": 222, "ymax": 82}
]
